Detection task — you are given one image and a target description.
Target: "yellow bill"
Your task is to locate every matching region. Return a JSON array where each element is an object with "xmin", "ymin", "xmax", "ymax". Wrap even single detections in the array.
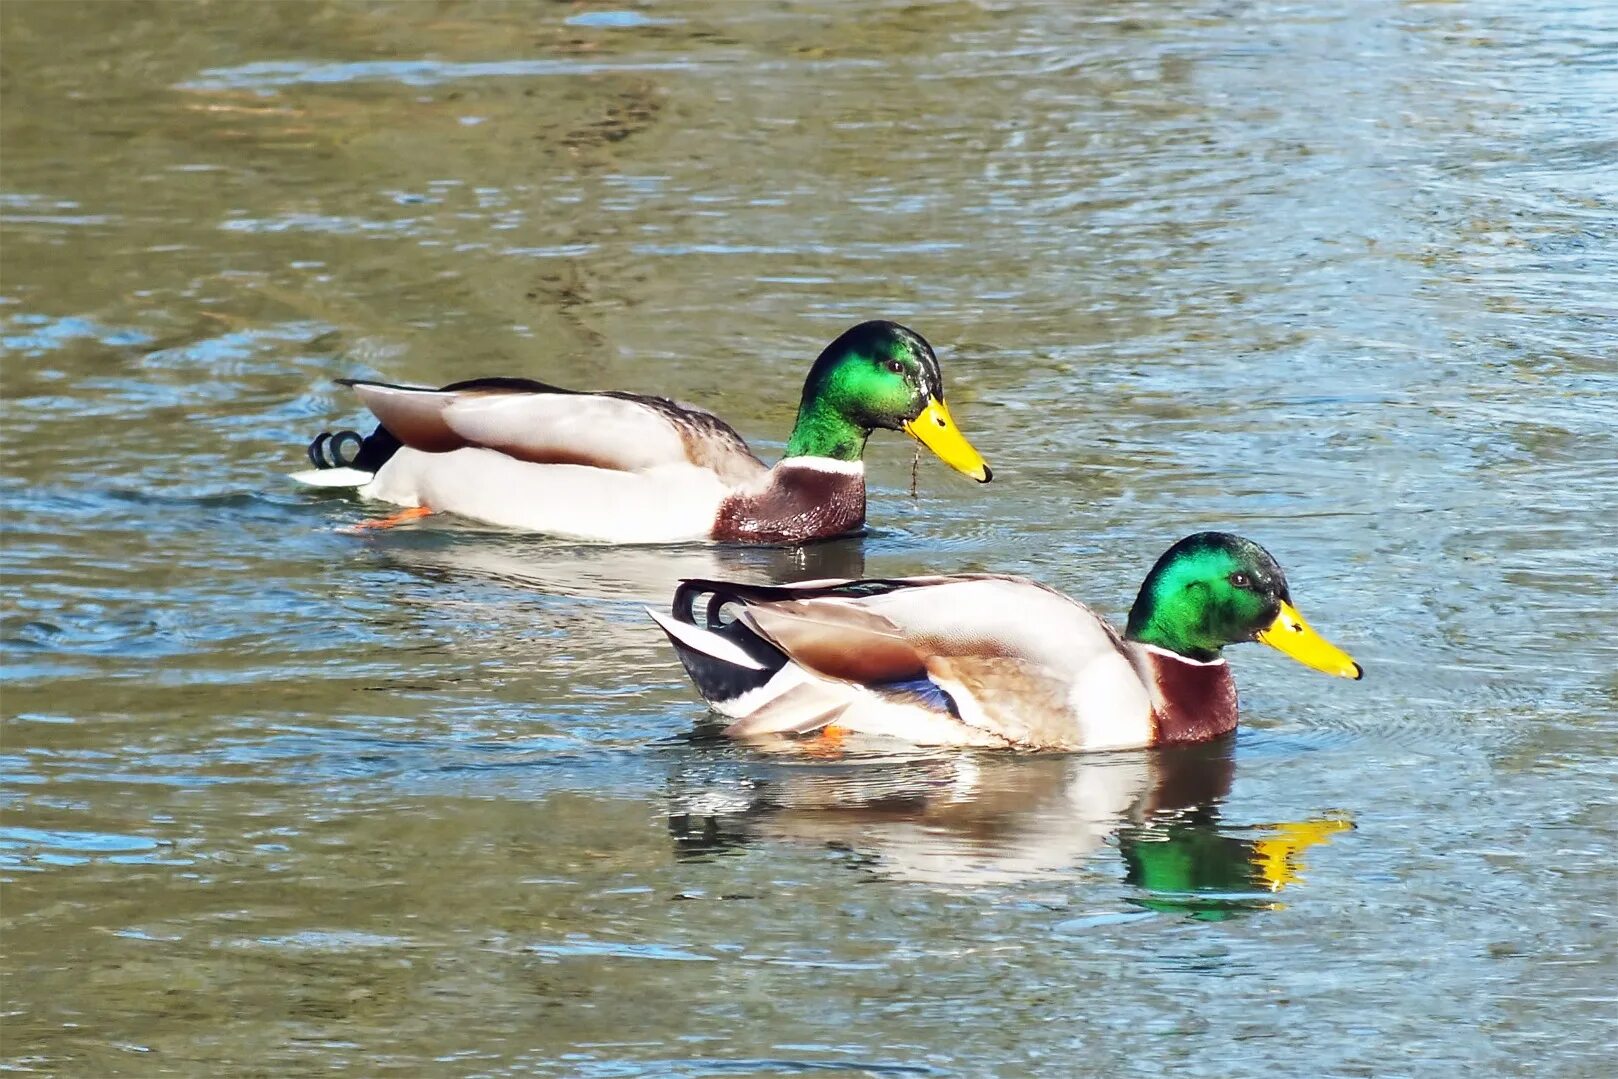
[
  {"xmin": 902, "ymin": 397, "xmax": 992, "ymax": 483},
  {"xmin": 1256, "ymin": 600, "xmax": 1362, "ymax": 679}
]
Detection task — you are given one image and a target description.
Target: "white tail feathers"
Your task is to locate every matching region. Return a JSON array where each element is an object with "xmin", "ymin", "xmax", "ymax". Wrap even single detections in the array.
[
  {"xmin": 645, "ymin": 608, "xmax": 766, "ymax": 670},
  {"xmin": 288, "ymin": 467, "xmax": 375, "ymax": 488}
]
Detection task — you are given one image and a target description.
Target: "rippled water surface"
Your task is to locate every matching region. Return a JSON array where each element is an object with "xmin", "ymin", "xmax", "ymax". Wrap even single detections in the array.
[{"xmin": 3, "ymin": 1, "xmax": 1616, "ymax": 1075}]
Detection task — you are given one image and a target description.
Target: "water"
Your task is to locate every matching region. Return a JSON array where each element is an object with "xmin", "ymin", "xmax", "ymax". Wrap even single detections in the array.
[{"xmin": 2, "ymin": 1, "xmax": 1615, "ymax": 1074}]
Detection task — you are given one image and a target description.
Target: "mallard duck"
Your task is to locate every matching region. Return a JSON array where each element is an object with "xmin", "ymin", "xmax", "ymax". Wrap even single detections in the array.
[
  {"xmin": 290, "ymin": 320, "xmax": 990, "ymax": 543},
  {"xmin": 650, "ymin": 531, "xmax": 1362, "ymax": 751}
]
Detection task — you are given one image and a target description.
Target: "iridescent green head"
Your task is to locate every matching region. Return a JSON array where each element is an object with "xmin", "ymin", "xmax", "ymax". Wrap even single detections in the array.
[
  {"xmin": 1125, "ymin": 532, "xmax": 1362, "ymax": 678},
  {"xmin": 784, "ymin": 321, "xmax": 990, "ymax": 481}
]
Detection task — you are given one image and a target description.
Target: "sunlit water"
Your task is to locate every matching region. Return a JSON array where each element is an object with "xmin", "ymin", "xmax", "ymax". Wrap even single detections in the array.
[{"xmin": 3, "ymin": 1, "xmax": 1615, "ymax": 1075}]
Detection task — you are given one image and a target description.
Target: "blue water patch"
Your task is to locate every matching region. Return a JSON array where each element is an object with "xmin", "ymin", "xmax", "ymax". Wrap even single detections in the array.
[
  {"xmin": 526, "ymin": 935, "xmax": 717, "ymax": 963},
  {"xmin": 139, "ymin": 319, "xmax": 332, "ymax": 370},
  {"xmin": 177, "ymin": 57, "xmax": 692, "ymax": 93},
  {"xmin": 249, "ymin": 929, "xmax": 408, "ymax": 952},
  {"xmin": 0, "ymin": 826, "xmax": 166, "ymax": 869},
  {"xmin": 554, "ymin": 1057, "xmax": 944, "ymax": 1077},
  {"xmin": 565, "ymin": 11, "xmax": 671, "ymax": 29},
  {"xmin": 218, "ymin": 212, "xmax": 421, "ymax": 236},
  {"xmin": 0, "ymin": 194, "xmax": 114, "ymax": 228},
  {"xmin": 1, "ymin": 314, "xmax": 153, "ymax": 355}
]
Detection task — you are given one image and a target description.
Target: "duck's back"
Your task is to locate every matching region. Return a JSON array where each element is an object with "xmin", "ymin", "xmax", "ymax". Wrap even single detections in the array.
[{"xmin": 857, "ymin": 575, "xmax": 1157, "ymax": 750}]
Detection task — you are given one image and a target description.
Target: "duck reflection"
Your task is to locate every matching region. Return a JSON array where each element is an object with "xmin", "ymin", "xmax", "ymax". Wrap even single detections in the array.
[
  {"xmin": 666, "ymin": 740, "xmax": 1350, "ymax": 919},
  {"xmin": 358, "ymin": 530, "xmax": 868, "ymax": 603}
]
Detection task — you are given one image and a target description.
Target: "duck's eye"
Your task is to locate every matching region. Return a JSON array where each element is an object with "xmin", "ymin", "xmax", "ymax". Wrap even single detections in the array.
[
  {"xmin": 1229, "ymin": 572, "xmax": 1252, "ymax": 588},
  {"xmin": 885, "ymin": 359, "xmax": 905, "ymax": 374}
]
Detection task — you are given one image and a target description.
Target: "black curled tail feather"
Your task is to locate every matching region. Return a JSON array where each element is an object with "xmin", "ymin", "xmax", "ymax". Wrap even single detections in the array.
[
  {"xmin": 672, "ymin": 579, "xmax": 750, "ymax": 630},
  {"xmin": 306, "ymin": 431, "xmax": 355, "ymax": 469},
  {"xmin": 305, "ymin": 424, "xmax": 402, "ymax": 472},
  {"xmin": 665, "ymin": 581, "xmax": 793, "ymax": 704}
]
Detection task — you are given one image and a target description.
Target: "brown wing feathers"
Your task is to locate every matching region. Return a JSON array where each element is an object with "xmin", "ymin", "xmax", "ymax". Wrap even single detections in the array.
[
  {"xmin": 343, "ymin": 381, "xmax": 468, "ymax": 453},
  {"xmin": 740, "ymin": 602, "xmax": 929, "ymax": 685},
  {"xmin": 340, "ymin": 377, "xmax": 762, "ymax": 476}
]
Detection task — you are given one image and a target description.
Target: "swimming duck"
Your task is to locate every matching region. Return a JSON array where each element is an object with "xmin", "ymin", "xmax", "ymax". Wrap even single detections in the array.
[
  {"xmin": 650, "ymin": 532, "xmax": 1362, "ymax": 751},
  {"xmin": 290, "ymin": 320, "xmax": 990, "ymax": 543}
]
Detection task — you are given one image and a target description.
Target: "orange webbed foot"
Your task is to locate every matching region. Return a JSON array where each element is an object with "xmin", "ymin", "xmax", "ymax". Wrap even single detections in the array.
[
  {"xmin": 338, "ymin": 506, "xmax": 432, "ymax": 534},
  {"xmin": 800, "ymin": 723, "xmax": 848, "ymax": 758}
]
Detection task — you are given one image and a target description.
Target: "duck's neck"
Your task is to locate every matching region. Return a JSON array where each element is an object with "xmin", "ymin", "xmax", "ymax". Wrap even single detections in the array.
[
  {"xmin": 784, "ymin": 399, "xmax": 869, "ymax": 462},
  {"xmin": 1134, "ymin": 644, "xmax": 1239, "ymax": 745}
]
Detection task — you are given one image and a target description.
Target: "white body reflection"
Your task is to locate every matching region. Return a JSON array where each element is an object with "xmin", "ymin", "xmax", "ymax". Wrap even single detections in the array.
[{"xmin": 667, "ymin": 742, "xmax": 1350, "ymax": 911}]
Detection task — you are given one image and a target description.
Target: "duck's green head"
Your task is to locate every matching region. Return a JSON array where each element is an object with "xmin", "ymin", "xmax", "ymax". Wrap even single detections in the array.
[
  {"xmin": 784, "ymin": 320, "xmax": 991, "ymax": 482},
  {"xmin": 1125, "ymin": 532, "xmax": 1362, "ymax": 678}
]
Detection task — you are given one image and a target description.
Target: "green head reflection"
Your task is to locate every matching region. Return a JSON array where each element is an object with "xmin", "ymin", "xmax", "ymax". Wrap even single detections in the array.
[{"xmin": 1120, "ymin": 813, "xmax": 1354, "ymax": 922}]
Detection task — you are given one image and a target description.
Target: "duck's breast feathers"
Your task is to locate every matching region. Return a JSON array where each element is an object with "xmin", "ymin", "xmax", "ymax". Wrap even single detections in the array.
[
  {"xmin": 712, "ymin": 460, "xmax": 867, "ymax": 544},
  {"xmin": 340, "ymin": 377, "xmax": 765, "ymax": 483},
  {"xmin": 1134, "ymin": 646, "xmax": 1239, "ymax": 745}
]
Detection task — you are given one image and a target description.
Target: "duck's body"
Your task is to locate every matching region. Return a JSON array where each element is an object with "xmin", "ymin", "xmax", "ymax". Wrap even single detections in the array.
[
  {"xmin": 291, "ymin": 322, "xmax": 989, "ymax": 544},
  {"xmin": 652, "ymin": 573, "xmax": 1235, "ymax": 751},
  {"xmin": 651, "ymin": 533, "xmax": 1362, "ymax": 752},
  {"xmin": 299, "ymin": 377, "xmax": 868, "ymax": 543}
]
